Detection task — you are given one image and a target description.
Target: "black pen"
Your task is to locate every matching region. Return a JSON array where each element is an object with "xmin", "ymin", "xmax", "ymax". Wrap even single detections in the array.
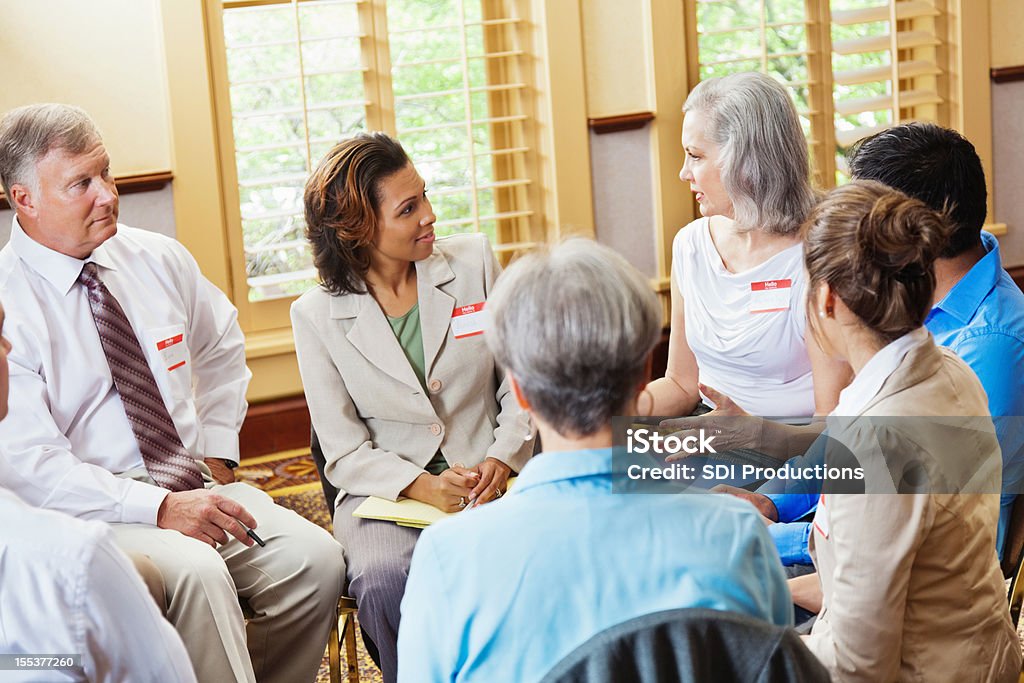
[{"xmin": 246, "ymin": 527, "xmax": 266, "ymax": 547}]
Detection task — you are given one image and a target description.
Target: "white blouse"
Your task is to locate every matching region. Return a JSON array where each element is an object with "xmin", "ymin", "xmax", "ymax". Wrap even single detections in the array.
[{"xmin": 672, "ymin": 218, "xmax": 814, "ymax": 418}]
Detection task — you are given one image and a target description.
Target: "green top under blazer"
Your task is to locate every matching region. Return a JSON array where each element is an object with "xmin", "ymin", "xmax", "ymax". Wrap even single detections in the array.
[{"xmin": 291, "ymin": 232, "xmax": 535, "ymax": 505}]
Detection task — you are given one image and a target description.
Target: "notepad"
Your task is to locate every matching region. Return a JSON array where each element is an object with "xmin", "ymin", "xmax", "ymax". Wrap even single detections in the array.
[
  {"xmin": 352, "ymin": 496, "xmax": 450, "ymax": 528},
  {"xmin": 353, "ymin": 477, "xmax": 517, "ymax": 528}
]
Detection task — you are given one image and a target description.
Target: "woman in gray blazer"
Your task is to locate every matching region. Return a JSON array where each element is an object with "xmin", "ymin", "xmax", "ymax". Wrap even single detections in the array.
[
  {"xmin": 790, "ymin": 181, "xmax": 1020, "ymax": 682},
  {"xmin": 291, "ymin": 133, "xmax": 534, "ymax": 683}
]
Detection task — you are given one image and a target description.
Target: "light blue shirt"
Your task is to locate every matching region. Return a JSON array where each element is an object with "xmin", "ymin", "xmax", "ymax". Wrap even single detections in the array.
[
  {"xmin": 397, "ymin": 448, "xmax": 793, "ymax": 683},
  {"xmin": 765, "ymin": 233, "xmax": 1024, "ymax": 563}
]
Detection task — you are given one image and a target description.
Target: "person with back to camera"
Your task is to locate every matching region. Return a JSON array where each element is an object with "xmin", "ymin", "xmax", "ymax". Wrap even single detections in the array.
[
  {"xmin": 642, "ymin": 72, "xmax": 849, "ymax": 422},
  {"xmin": 290, "ymin": 132, "xmax": 534, "ymax": 683},
  {"xmin": 397, "ymin": 238, "xmax": 796, "ymax": 683},
  {"xmin": 847, "ymin": 122, "xmax": 1024, "ymax": 559},
  {"xmin": 790, "ymin": 180, "xmax": 1020, "ymax": 682}
]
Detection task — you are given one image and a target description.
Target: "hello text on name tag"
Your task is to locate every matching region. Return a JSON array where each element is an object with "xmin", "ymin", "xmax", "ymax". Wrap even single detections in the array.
[
  {"xmin": 451, "ymin": 302, "xmax": 488, "ymax": 339},
  {"xmin": 749, "ymin": 279, "xmax": 792, "ymax": 314}
]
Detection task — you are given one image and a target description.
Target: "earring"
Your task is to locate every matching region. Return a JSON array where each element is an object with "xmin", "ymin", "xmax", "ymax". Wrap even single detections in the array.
[{"xmin": 818, "ymin": 309, "xmax": 826, "ymax": 318}]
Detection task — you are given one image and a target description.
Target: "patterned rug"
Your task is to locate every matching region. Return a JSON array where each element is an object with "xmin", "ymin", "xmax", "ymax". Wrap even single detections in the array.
[{"xmin": 237, "ymin": 449, "xmax": 382, "ymax": 683}]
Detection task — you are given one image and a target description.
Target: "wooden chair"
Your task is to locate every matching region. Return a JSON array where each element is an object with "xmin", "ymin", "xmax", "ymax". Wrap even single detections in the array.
[
  {"xmin": 311, "ymin": 427, "xmax": 364, "ymax": 681},
  {"xmin": 328, "ymin": 596, "xmax": 361, "ymax": 683}
]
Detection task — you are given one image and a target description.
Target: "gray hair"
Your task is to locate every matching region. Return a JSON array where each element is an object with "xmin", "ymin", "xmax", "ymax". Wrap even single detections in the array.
[
  {"xmin": 683, "ymin": 72, "xmax": 815, "ymax": 234},
  {"xmin": 0, "ymin": 104, "xmax": 103, "ymax": 197},
  {"xmin": 486, "ymin": 238, "xmax": 662, "ymax": 437}
]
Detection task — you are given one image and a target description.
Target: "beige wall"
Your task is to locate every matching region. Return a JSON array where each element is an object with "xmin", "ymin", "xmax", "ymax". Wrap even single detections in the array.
[
  {"xmin": 580, "ymin": 0, "xmax": 693, "ymax": 305},
  {"xmin": 990, "ymin": 0, "xmax": 1024, "ymax": 266},
  {"xmin": 0, "ymin": 0, "xmax": 171, "ymax": 175},
  {"xmin": 991, "ymin": 0, "xmax": 1024, "ymax": 69},
  {"xmin": 992, "ymin": 81, "xmax": 1024, "ymax": 267},
  {"xmin": 581, "ymin": 0, "xmax": 650, "ymax": 117}
]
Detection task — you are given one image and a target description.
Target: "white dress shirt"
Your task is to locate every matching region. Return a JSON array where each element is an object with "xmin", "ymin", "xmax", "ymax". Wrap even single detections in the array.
[
  {"xmin": 0, "ymin": 218, "xmax": 251, "ymax": 524},
  {"xmin": 0, "ymin": 488, "xmax": 197, "ymax": 683}
]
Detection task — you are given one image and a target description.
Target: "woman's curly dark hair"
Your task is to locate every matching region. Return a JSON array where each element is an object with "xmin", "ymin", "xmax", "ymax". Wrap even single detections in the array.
[{"xmin": 304, "ymin": 132, "xmax": 411, "ymax": 295}]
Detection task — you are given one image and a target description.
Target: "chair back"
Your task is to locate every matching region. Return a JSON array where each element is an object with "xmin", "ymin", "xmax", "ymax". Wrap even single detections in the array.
[
  {"xmin": 540, "ymin": 608, "xmax": 830, "ymax": 683},
  {"xmin": 311, "ymin": 426, "xmax": 340, "ymax": 518},
  {"xmin": 1002, "ymin": 495, "xmax": 1024, "ymax": 579},
  {"xmin": 1008, "ymin": 540, "xmax": 1024, "ymax": 629}
]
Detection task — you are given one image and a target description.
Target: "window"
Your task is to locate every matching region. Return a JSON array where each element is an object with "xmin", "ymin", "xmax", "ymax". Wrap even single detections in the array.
[
  {"xmin": 686, "ymin": 0, "xmax": 955, "ymax": 187},
  {"xmin": 210, "ymin": 0, "xmax": 538, "ymax": 304}
]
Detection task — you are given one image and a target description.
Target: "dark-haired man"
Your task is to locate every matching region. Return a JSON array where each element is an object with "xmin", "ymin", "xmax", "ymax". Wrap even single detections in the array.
[
  {"xmin": 761, "ymin": 122, "xmax": 1024, "ymax": 570},
  {"xmin": 849, "ymin": 122, "xmax": 1024, "ymax": 554}
]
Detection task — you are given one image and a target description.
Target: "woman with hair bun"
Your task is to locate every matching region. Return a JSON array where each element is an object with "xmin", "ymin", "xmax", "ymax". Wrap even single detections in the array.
[
  {"xmin": 644, "ymin": 72, "xmax": 848, "ymax": 421},
  {"xmin": 791, "ymin": 180, "xmax": 1019, "ymax": 682},
  {"xmin": 290, "ymin": 132, "xmax": 533, "ymax": 682}
]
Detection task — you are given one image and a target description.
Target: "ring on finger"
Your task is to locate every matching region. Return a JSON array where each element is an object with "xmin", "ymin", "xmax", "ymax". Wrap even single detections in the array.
[
  {"xmin": 458, "ymin": 497, "xmax": 467, "ymax": 508},
  {"xmin": 494, "ymin": 488, "xmax": 503, "ymax": 499}
]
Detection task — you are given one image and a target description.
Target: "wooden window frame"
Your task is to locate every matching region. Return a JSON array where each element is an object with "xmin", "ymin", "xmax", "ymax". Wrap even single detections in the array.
[{"xmin": 681, "ymin": 0, "xmax": 999, "ymax": 231}]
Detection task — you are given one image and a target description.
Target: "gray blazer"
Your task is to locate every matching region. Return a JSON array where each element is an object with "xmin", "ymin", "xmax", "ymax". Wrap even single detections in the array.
[
  {"xmin": 291, "ymin": 233, "xmax": 533, "ymax": 504},
  {"xmin": 805, "ymin": 340, "xmax": 1021, "ymax": 682}
]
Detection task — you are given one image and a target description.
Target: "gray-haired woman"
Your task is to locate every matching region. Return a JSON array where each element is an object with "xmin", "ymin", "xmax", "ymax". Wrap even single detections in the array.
[
  {"xmin": 397, "ymin": 238, "xmax": 793, "ymax": 682},
  {"xmin": 643, "ymin": 72, "xmax": 848, "ymax": 420}
]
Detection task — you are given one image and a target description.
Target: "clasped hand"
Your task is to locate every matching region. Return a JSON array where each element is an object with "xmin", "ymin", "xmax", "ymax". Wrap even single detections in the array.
[{"xmin": 409, "ymin": 458, "xmax": 511, "ymax": 512}]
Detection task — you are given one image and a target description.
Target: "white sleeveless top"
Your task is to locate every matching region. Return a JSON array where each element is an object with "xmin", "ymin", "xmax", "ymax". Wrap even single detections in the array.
[{"xmin": 672, "ymin": 218, "xmax": 814, "ymax": 418}]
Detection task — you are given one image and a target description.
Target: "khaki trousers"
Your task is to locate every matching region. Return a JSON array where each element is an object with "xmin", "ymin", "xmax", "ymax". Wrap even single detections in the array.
[{"xmin": 112, "ymin": 481, "xmax": 346, "ymax": 683}]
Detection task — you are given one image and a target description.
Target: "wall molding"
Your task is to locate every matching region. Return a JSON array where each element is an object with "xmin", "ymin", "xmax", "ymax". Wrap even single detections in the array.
[
  {"xmin": 992, "ymin": 66, "xmax": 1024, "ymax": 84},
  {"xmin": 0, "ymin": 170, "xmax": 173, "ymax": 210},
  {"xmin": 588, "ymin": 112, "xmax": 655, "ymax": 134}
]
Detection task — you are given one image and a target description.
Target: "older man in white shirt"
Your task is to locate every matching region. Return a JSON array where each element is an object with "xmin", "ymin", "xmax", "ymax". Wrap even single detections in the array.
[{"xmin": 0, "ymin": 103, "xmax": 345, "ymax": 683}]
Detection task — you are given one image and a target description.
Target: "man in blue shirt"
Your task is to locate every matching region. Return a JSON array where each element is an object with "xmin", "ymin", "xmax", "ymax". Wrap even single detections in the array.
[
  {"xmin": 751, "ymin": 123, "xmax": 1024, "ymax": 568},
  {"xmin": 397, "ymin": 239, "xmax": 793, "ymax": 683}
]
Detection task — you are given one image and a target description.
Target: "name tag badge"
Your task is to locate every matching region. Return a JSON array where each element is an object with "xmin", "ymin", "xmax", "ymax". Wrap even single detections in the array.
[
  {"xmin": 156, "ymin": 333, "xmax": 188, "ymax": 372},
  {"xmin": 451, "ymin": 302, "xmax": 488, "ymax": 339},
  {"xmin": 813, "ymin": 493, "xmax": 830, "ymax": 539},
  {"xmin": 749, "ymin": 279, "xmax": 792, "ymax": 314}
]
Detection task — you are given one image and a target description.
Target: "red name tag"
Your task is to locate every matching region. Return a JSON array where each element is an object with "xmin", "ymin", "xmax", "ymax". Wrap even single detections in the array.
[
  {"xmin": 749, "ymin": 279, "xmax": 792, "ymax": 314},
  {"xmin": 451, "ymin": 302, "xmax": 487, "ymax": 339},
  {"xmin": 156, "ymin": 334, "xmax": 187, "ymax": 372}
]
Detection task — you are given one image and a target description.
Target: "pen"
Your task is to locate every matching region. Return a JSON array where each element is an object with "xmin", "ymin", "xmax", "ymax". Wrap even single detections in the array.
[{"xmin": 246, "ymin": 527, "xmax": 266, "ymax": 547}]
